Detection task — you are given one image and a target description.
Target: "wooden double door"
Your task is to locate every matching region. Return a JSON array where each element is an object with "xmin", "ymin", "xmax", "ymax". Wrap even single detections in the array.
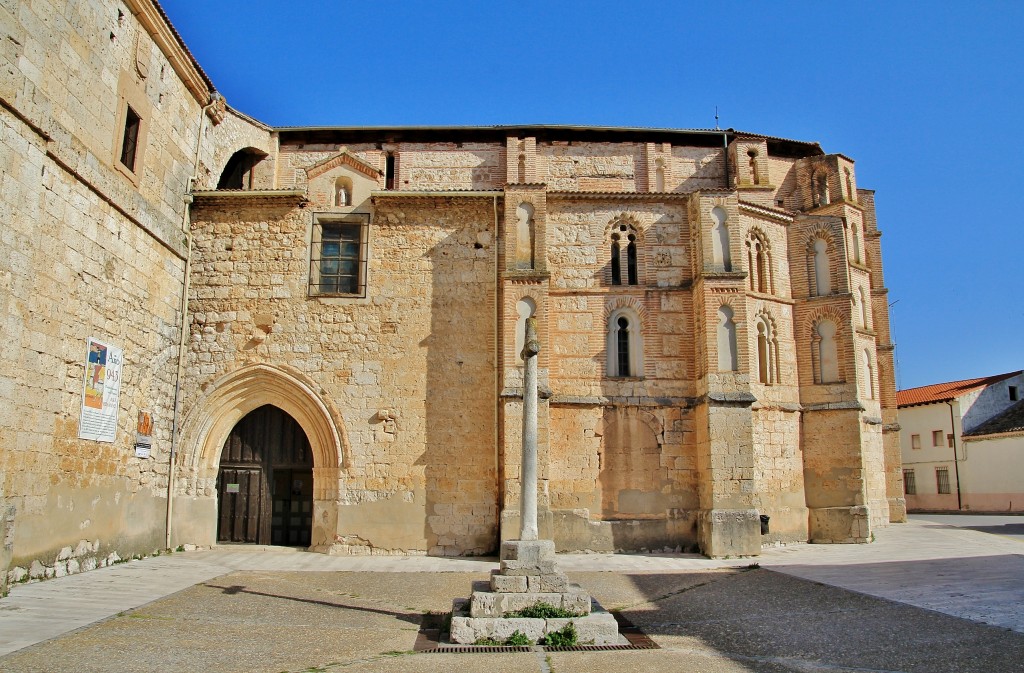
[{"xmin": 217, "ymin": 405, "xmax": 314, "ymax": 547}]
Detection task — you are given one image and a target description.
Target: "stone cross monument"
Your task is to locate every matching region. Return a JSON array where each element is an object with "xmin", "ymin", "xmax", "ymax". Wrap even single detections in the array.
[{"xmin": 448, "ymin": 317, "xmax": 619, "ymax": 645}]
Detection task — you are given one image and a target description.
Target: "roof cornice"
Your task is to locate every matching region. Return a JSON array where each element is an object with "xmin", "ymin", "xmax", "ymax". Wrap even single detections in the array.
[
  {"xmin": 127, "ymin": 0, "xmax": 214, "ymax": 105},
  {"xmin": 739, "ymin": 201, "xmax": 794, "ymax": 222}
]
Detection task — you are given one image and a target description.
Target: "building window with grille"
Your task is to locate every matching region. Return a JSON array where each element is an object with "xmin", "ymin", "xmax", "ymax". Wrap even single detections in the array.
[
  {"xmin": 903, "ymin": 469, "xmax": 916, "ymax": 496},
  {"xmin": 936, "ymin": 467, "xmax": 951, "ymax": 495},
  {"xmin": 309, "ymin": 214, "xmax": 369, "ymax": 297}
]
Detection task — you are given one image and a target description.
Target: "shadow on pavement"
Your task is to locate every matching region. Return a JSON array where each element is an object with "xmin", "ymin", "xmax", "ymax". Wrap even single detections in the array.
[
  {"xmin": 205, "ymin": 582, "xmax": 423, "ymax": 625},
  {"xmin": 565, "ymin": 566, "xmax": 1024, "ymax": 673}
]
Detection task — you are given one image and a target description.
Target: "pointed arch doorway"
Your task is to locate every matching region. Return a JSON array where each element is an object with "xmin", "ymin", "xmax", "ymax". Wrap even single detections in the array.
[{"xmin": 217, "ymin": 405, "xmax": 314, "ymax": 547}]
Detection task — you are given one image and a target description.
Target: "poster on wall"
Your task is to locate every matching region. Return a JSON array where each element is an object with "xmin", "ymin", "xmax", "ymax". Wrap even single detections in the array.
[
  {"xmin": 78, "ymin": 337, "xmax": 123, "ymax": 443},
  {"xmin": 135, "ymin": 410, "xmax": 153, "ymax": 458}
]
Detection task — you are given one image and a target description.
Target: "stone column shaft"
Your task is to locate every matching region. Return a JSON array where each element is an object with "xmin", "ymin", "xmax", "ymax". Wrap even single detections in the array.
[{"xmin": 519, "ymin": 317, "xmax": 539, "ymax": 541}]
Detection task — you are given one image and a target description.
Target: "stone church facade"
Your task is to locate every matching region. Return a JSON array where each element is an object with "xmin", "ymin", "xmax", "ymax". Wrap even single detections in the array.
[{"xmin": 0, "ymin": 0, "xmax": 904, "ymax": 589}]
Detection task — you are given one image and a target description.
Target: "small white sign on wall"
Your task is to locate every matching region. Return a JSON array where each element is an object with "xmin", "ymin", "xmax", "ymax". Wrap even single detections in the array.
[{"xmin": 78, "ymin": 337, "xmax": 123, "ymax": 443}]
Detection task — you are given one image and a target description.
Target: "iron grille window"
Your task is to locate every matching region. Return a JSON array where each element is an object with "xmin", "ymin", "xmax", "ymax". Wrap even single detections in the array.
[
  {"xmin": 310, "ymin": 215, "xmax": 369, "ymax": 297},
  {"xmin": 936, "ymin": 467, "xmax": 951, "ymax": 495},
  {"xmin": 120, "ymin": 105, "xmax": 141, "ymax": 172},
  {"xmin": 903, "ymin": 469, "xmax": 916, "ymax": 496}
]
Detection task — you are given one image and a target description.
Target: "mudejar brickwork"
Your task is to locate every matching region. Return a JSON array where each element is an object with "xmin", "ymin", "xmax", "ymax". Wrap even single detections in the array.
[{"xmin": 0, "ymin": 0, "xmax": 905, "ymax": 590}]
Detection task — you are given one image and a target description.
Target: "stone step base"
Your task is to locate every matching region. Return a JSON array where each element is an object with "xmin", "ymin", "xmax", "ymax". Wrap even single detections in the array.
[
  {"xmin": 490, "ymin": 568, "xmax": 569, "ymax": 593},
  {"xmin": 450, "ymin": 598, "xmax": 621, "ymax": 646},
  {"xmin": 469, "ymin": 585, "xmax": 592, "ymax": 617}
]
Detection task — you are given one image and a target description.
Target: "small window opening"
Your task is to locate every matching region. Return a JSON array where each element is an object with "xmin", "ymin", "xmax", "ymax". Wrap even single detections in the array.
[
  {"xmin": 814, "ymin": 171, "xmax": 829, "ymax": 206},
  {"xmin": 119, "ymin": 106, "xmax": 141, "ymax": 172},
  {"xmin": 747, "ymin": 148, "xmax": 759, "ymax": 184},
  {"xmin": 610, "ymin": 224, "xmax": 639, "ymax": 285},
  {"xmin": 626, "ymin": 234, "xmax": 637, "ymax": 285},
  {"xmin": 385, "ymin": 152, "xmax": 396, "ymax": 190},
  {"xmin": 932, "ymin": 430, "xmax": 943, "ymax": 447},
  {"xmin": 1010, "ymin": 386, "xmax": 1019, "ymax": 401},
  {"xmin": 616, "ymin": 317, "xmax": 631, "ymax": 377},
  {"xmin": 911, "ymin": 434, "xmax": 921, "ymax": 450},
  {"xmin": 610, "ymin": 235, "xmax": 621, "ymax": 285},
  {"xmin": 517, "ymin": 153, "xmax": 526, "ymax": 183}
]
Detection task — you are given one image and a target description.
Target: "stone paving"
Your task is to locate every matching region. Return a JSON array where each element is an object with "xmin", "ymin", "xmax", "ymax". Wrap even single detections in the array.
[{"xmin": 0, "ymin": 516, "xmax": 1021, "ymax": 672}]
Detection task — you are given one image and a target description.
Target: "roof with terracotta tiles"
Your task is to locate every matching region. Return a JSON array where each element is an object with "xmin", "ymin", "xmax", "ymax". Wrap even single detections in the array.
[{"xmin": 896, "ymin": 371, "xmax": 1022, "ymax": 408}]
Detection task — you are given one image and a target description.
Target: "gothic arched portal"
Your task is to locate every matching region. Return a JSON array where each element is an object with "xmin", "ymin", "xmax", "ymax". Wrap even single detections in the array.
[{"xmin": 216, "ymin": 405, "xmax": 314, "ymax": 546}]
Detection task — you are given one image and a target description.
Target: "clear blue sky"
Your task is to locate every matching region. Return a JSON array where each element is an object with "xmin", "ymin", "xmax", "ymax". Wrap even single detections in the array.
[{"xmin": 159, "ymin": 0, "xmax": 1024, "ymax": 390}]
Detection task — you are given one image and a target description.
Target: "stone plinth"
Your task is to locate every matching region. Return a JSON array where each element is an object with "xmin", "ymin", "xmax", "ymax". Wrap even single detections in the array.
[
  {"xmin": 450, "ymin": 598, "xmax": 620, "ymax": 646},
  {"xmin": 447, "ymin": 538, "xmax": 620, "ymax": 645}
]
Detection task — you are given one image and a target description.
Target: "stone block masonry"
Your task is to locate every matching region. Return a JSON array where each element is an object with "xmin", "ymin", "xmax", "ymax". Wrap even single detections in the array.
[
  {"xmin": 181, "ymin": 195, "xmax": 499, "ymax": 555},
  {"xmin": 0, "ymin": 0, "xmax": 903, "ymax": 583}
]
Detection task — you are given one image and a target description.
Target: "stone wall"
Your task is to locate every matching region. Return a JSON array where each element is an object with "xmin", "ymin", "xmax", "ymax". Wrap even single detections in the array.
[
  {"xmin": 0, "ymin": 0, "xmax": 213, "ymax": 586},
  {"xmin": 0, "ymin": 0, "xmax": 904, "ymax": 583},
  {"xmin": 181, "ymin": 195, "xmax": 499, "ymax": 555}
]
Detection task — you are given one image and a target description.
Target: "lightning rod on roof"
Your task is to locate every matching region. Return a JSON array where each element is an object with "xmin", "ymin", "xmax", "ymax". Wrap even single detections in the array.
[{"xmin": 714, "ymin": 106, "xmax": 720, "ymax": 130}]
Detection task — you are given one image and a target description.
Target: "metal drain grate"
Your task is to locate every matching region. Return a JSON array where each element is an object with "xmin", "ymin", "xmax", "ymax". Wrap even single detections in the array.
[
  {"xmin": 426, "ymin": 646, "xmax": 535, "ymax": 654},
  {"xmin": 543, "ymin": 643, "xmax": 654, "ymax": 651}
]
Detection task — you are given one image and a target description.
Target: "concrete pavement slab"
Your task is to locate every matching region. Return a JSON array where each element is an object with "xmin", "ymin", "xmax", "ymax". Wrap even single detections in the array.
[
  {"xmin": 3, "ymin": 567, "xmax": 1023, "ymax": 673},
  {"xmin": 0, "ymin": 516, "xmax": 1021, "ymax": 669},
  {"xmin": 0, "ymin": 555, "xmax": 232, "ymax": 658}
]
